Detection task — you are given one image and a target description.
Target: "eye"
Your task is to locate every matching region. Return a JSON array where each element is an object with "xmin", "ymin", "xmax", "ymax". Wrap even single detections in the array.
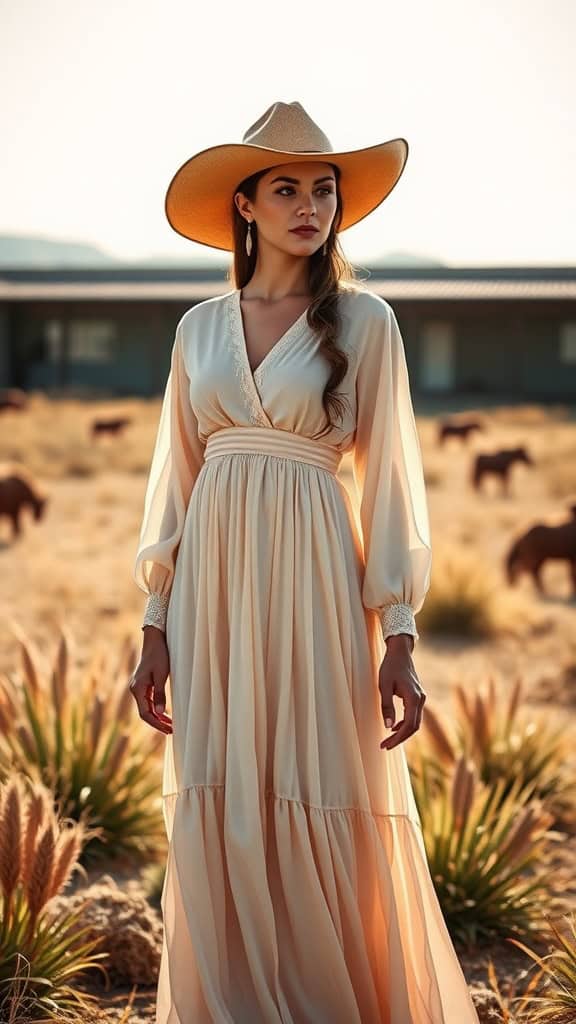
[{"xmin": 275, "ymin": 186, "xmax": 334, "ymax": 196}]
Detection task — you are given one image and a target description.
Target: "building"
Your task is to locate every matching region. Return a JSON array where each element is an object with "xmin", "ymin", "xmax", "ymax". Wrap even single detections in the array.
[{"xmin": 1, "ymin": 265, "xmax": 575, "ymax": 403}]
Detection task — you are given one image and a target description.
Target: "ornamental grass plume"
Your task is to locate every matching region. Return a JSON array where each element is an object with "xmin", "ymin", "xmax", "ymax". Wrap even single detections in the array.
[
  {"xmin": 410, "ymin": 752, "xmax": 563, "ymax": 948},
  {"xmin": 0, "ymin": 772, "xmax": 107, "ymax": 1022},
  {"xmin": 410, "ymin": 674, "xmax": 576, "ymax": 832},
  {"xmin": 0, "ymin": 624, "xmax": 166, "ymax": 864}
]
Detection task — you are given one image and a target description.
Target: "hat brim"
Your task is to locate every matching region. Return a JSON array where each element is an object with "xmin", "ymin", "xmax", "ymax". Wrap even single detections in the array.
[{"xmin": 164, "ymin": 138, "xmax": 409, "ymax": 251}]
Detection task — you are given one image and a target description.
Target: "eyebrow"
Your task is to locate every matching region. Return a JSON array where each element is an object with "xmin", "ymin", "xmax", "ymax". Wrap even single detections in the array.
[{"xmin": 269, "ymin": 175, "xmax": 336, "ymax": 185}]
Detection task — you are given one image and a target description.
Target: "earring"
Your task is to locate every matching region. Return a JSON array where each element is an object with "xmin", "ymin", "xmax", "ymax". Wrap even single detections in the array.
[
  {"xmin": 245, "ymin": 221, "xmax": 253, "ymax": 257},
  {"xmin": 322, "ymin": 239, "xmax": 328, "ymax": 256}
]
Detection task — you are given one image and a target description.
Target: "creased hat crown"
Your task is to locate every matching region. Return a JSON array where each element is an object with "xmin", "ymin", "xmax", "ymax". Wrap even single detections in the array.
[{"xmin": 242, "ymin": 101, "xmax": 334, "ymax": 154}]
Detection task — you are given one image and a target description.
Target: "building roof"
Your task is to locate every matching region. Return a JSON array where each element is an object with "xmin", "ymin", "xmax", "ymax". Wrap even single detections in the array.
[{"xmin": 1, "ymin": 266, "xmax": 575, "ymax": 301}]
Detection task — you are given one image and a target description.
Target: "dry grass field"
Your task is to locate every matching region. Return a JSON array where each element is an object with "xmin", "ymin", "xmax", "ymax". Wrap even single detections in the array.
[
  {"xmin": 1, "ymin": 392, "xmax": 576, "ymax": 1021},
  {"xmin": 2, "ymin": 393, "xmax": 575, "ymax": 704}
]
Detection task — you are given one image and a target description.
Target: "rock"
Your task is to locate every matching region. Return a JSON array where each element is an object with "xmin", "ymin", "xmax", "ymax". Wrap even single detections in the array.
[{"xmin": 48, "ymin": 872, "xmax": 162, "ymax": 986}]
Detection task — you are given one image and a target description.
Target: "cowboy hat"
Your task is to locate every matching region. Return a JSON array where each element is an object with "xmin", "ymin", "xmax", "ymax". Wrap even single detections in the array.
[{"xmin": 164, "ymin": 101, "xmax": 409, "ymax": 251}]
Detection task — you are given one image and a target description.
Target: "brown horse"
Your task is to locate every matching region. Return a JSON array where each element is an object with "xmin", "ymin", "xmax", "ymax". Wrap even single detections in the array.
[
  {"xmin": 506, "ymin": 506, "xmax": 576, "ymax": 596},
  {"xmin": 472, "ymin": 447, "xmax": 533, "ymax": 496},
  {"xmin": 0, "ymin": 388, "xmax": 28, "ymax": 413},
  {"xmin": 438, "ymin": 419, "xmax": 485, "ymax": 445},
  {"xmin": 91, "ymin": 416, "xmax": 132, "ymax": 438},
  {"xmin": 0, "ymin": 468, "xmax": 49, "ymax": 539}
]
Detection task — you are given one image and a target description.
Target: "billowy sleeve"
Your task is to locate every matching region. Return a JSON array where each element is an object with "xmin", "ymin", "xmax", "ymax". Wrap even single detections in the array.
[
  {"xmin": 352, "ymin": 299, "xmax": 432, "ymax": 643},
  {"xmin": 133, "ymin": 319, "xmax": 205, "ymax": 631}
]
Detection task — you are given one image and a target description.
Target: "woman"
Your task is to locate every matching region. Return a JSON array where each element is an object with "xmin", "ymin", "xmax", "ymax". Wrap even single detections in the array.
[{"xmin": 131, "ymin": 101, "xmax": 479, "ymax": 1023}]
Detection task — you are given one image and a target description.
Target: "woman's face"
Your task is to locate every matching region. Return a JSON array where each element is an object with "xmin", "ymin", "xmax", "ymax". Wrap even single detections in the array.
[{"xmin": 235, "ymin": 161, "xmax": 338, "ymax": 258}]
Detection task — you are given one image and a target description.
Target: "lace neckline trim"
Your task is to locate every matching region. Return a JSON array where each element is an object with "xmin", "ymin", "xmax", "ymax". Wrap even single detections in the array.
[{"xmin": 226, "ymin": 289, "xmax": 311, "ymax": 425}]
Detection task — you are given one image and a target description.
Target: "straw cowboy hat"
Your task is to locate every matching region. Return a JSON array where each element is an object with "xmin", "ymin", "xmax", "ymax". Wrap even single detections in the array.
[{"xmin": 164, "ymin": 100, "xmax": 409, "ymax": 251}]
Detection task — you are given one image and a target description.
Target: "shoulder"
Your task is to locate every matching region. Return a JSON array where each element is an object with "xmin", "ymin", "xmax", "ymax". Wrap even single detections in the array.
[
  {"xmin": 337, "ymin": 285, "xmax": 400, "ymax": 368},
  {"xmin": 174, "ymin": 289, "xmax": 235, "ymax": 351},
  {"xmin": 178, "ymin": 289, "xmax": 234, "ymax": 332},
  {"xmin": 338, "ymin": 283, "xmax": 396, "ymax": 327}
]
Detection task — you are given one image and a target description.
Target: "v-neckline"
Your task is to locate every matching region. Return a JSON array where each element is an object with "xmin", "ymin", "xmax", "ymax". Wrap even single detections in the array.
[{"xmin": 234, "ymin": 288, "xmax": 311, "ymax": 382}]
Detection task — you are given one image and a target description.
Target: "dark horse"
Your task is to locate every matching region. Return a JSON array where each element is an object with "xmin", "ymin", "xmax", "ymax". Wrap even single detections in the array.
[
  {"xmin": 472, "ymin": 447, "xmax": 534, "ymax": 496},
  {"xmin": 506, "ymin": 505, "xmax": 576, "ymax": 596},
  {"xmin": 437, "ymin": 419, "xmax": 484, "ymax": 445},
  {"xmin": 0, "ymin": 470, "xmax": 48, "ymax": 539},
  {"xmin": 91, "ymin": 415, "xmax": 132, "ymax": 438}
]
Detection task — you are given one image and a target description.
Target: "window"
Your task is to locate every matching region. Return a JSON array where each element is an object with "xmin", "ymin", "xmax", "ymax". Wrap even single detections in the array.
[
  {"xmin": 43, "ymin": 319, "xmax": 63, "ymax": 362},
  {"xmin": 420, "ymin": 321, "xmax": 455, "ymax": 391},
  {"xmin": 69, "ymin": 320, "xmax": 116, "ymax": 362},
  {"xmin": 559, "ymin": 323, "xmax": 576, "ymax": 364}
]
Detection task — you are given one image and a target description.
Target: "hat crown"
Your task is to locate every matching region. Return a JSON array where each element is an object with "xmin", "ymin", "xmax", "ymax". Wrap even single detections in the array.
[{"xmin": 242, "ymin": 101, "xmax": 334, "ymax": 155}]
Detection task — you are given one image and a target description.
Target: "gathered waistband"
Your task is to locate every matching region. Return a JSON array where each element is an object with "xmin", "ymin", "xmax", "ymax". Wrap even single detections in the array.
[{"xmin": 204, "ymin": 426, "xmax": 343, "ymax": 476}]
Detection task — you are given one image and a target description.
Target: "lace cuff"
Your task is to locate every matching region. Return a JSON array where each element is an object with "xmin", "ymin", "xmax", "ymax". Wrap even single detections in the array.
[
  {"xmin": 142, "ymin": 592, "xmax": 170, "ymax": 631},
  {"xmin": 379, "ymin": 603, "xmax": 419, "ymax": 642}
]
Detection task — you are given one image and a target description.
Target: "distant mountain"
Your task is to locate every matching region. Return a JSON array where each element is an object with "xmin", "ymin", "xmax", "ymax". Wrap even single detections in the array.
[
  {"xmin": 0, "ymin": 234, "xmax": 227, "ymax": 268},
  {"xmin": 133, "ymin": 252, "xmax": 227, "ymax": 267},
  {"xmin": 0, "ymin": 234, "xmax": 121, "ymax": 267},
  {"xmin": 368, "ymin": 250, "xmax": 446, "ymax": 267},
  {"xmin": 0, "ymin": 233, "xmax": 443, "ymax": 270}
]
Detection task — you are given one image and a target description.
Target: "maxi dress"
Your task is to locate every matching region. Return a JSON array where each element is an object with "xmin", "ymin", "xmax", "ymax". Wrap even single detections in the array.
[{"xmin": 133, "ymin": 284, "xmax": 480, "ymax": 1024}]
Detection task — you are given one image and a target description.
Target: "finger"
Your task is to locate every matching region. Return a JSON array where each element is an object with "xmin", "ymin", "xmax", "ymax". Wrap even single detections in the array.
[
  {"xmin": 132, "ymin": 681, "xmax": 172, "ymax": 733},
  {"xmin": 152, "ymin": 677, "xmax": 167, "ymax": 716},
  {"xmin": 413, "ymin": 694, "xmax": 426, "ymax": 732},
  {"xmin": 392, "ymin": 682, "xmax": 423, "ymax": 727},
  {"xmin": 139, "ymin": 688, "xmax": 172, "ymax": 733},
  {"xmin": 140, "ymin": 708, "xmax": 173, "ymax": 734},
  {"xmin": 145, "ymin": 684, "xmax": 173, "ymax": 727},
  {"xmin": 381, "ymin": 707, "xmax": 419, "ymax": 750},
  {"xmin": 380, "ymin": 695, "xmax": 395, "ymax": 730},
  {"xmin": 393, "ymin": 693, "xmax": 423, "ymax": 732}
]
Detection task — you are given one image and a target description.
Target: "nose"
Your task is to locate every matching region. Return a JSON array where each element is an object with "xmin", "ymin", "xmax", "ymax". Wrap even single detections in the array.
[{"xmin": 298, "ymin": 191, "xmax": 317, "ymax": 216}]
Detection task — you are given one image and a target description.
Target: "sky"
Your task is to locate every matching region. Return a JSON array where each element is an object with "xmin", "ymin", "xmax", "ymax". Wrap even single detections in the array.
[{"xmin": 1, "ymin": 0, "xmax": 575, "ymax": 267}]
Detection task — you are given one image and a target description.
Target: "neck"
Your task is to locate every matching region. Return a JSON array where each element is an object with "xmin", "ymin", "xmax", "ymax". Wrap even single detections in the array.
[{"xmin": 242, "ymin": 245, "xmax": 311, "ymax": 302}]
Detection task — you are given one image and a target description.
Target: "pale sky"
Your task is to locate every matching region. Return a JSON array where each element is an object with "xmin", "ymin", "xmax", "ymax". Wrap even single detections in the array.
[{"xmin": 1, "ymin": 0, "xmax": 574, "ymax": 266}]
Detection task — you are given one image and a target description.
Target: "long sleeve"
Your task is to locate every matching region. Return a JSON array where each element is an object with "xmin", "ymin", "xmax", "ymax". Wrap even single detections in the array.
[
  {"xmin": 133, "ymin": 318, "xmax": 205, "ymax": 631},
  {"xmin": 352, "ymin": 297, "xmax": 432, "ymax": 643}
]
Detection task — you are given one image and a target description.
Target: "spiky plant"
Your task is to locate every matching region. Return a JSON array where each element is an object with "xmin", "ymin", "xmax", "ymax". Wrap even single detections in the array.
[
  {"xmin": 0, "ymin": 772, "xmax": 108, "ymax": 1021},
  {"xmin": 506, "ymin": 912, "xmax": 576, "ymax": 1023},
  {"xmin": 409, "ymin": 676, "xmax": 576, "ymax": 831},
  {"xmin": 0, "ymin": 625, "xmax": 166, "ymax": 864},
  {"xmin": 410, "ymin": 752, "xmax": 563, "ymax": 949}
]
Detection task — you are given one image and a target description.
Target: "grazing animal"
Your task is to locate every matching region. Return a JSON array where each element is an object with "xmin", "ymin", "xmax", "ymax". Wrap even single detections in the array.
[
  {"xmin": 506, "ymin": 508, "xmax": 576, "ymax": 596},
  {"xmin": 91, "ymin": 416, "xmax": 132, "ymax": 438},
  {"xmin": 471, "ymin": 447, "xmax": 533, "ymax": 496},
  {"xmin": 0, "ymin": 467, "xmax": 48, "ymax": 539},
  {"xmin": 0, "ymin": 388, "xmax": 28, "ymax": 413},
  {"xmin": 438, "ymin": 419, "xmax": 484, "ymax": 445}
]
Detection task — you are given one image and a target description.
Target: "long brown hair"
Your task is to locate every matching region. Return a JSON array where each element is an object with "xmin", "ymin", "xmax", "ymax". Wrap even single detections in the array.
[{"xmin": 227, "ymin": 163, "xmax": 362, "ymax": 440}]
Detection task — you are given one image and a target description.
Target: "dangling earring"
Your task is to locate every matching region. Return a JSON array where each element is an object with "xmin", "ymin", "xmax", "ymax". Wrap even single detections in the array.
[
  {"xmin": 245, "ymin": 221, "xmax": 253, "ymax": 257},
  {"xmin": 322, "ymin": 239, "xmax": 328, "ymax": 256}
]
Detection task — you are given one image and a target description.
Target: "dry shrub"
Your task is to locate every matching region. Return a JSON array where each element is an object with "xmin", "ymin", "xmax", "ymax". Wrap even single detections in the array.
[
  {"xmin": 0, "ymin": 625, "xmax": 165, "ymax": 864},
  {"xmin": 0, "ymin": 772, "xmax": 107, "ymax": 1021}
]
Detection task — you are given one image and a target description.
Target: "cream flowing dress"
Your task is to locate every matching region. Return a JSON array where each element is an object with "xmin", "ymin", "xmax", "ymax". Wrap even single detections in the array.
[{"xmin": 133, "ymin": 284, "xmax": 479, "ymax": 1024}]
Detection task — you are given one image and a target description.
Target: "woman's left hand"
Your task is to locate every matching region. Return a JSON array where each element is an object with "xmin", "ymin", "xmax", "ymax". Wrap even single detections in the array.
[{"xmin": 378, "ymin": 637, "xmax": 426, "ymax": 751}]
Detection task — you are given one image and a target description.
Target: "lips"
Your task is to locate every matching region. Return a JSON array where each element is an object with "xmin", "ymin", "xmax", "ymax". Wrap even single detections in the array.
[{"xmin": 291, "ymin": 227, "xmax": 319, "ymax": 235}]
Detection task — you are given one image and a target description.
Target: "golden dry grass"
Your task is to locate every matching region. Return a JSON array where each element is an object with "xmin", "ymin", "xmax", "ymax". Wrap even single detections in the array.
[{"xmin": 1, "ymin": 396, "xmax": 575, "ymax": 699}]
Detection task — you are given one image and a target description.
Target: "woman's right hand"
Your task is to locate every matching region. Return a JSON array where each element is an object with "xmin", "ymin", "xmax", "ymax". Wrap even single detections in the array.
[{"xmin": 129, "ymin": 627, "xmax": 173, "ymax": 734}]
